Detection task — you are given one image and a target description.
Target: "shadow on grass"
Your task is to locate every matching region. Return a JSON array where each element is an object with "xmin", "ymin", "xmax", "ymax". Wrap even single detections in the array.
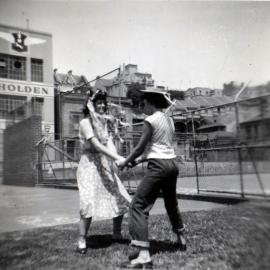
[
  {"xmin": 86, "ymin": 234, "xmax": 130, "ymax": 249},
  {"xmin": 1, "ymin": 201, "xmax": 269, "ymax": 270},
  {"xmin": 150, "ymin": 239, "xmax": 180, "ymax": 256},
  {"xmin": 86, "ymin": 234, "xmax": 180, "ymax": 256}
]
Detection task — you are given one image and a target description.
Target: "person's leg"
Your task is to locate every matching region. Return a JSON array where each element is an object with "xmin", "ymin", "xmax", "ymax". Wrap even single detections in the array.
[
  {"xmin": 112, "ymin": 214, "xmax": 124, "ymax": 240},
  {"xmin": 78, "ymin": 212, "xmax": 92, "ymax": 254},
  {"xmin": 129, "ymin": 175, "xmax": 161, "ymax": 247},
  {"xmin": 128, "ymin": 160, "xmax": 163, "ymax": 265},
  {"xmin": 161, "ymin": 160, "xmax": 186, "ymax": 250},
  {"xmin": 162, "ymin": 175, "xmax": 184, "ymax": 230}
]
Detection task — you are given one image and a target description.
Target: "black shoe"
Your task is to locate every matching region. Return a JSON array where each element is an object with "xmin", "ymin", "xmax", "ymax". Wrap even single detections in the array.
[
  {"xmin": 128, "ymin": 249, "xmax": 140, "ymax": 261},
  {"xmin": 120, "ymin": 260, "xmax": 154, "ymax": 269}
]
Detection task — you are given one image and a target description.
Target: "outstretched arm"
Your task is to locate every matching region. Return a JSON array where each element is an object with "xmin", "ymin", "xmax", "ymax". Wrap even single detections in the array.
[
  {"xmin": 89, "ymin": 137, "xmax": 123, "ymax": 161},
  {"xmin": 117, "ymin": 121, "xmax": 152, "ymax": 168},
  {"xmin": 81, "ymin": 117, "xmax": 123, "ymax": 162}
]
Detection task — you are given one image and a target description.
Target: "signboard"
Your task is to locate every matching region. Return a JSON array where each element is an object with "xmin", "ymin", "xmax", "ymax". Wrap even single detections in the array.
[
  {"xmin": 12, "ymin": 32, "xmax": 28, "ymax": 52},
  {"xmin": 0, "ymin": 30, "xmax": 46, "ymax": 55},
  {"xmin": 0, "ymin": 79, "xmax": 54, "ymax": 97}
]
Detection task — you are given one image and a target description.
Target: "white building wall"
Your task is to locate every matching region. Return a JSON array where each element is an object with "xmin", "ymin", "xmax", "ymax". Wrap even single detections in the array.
[{"xmin": 0, "ymin": 24, "xmax": 54, "ymax": 183}]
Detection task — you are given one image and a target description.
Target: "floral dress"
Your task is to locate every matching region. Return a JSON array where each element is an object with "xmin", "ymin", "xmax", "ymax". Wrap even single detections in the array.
[{"xmin": 77, "ymin": 116, "xmax": 131, "ymax": 220}]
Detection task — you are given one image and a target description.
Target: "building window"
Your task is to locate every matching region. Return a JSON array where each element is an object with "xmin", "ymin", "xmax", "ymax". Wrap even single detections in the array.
[
  {"xmin": 263, "ymin": 122, "xmax": 270, "ymax": 137},
  {"xmin": 253, "ymin": 124, "xmax": 258, "ymax": 139},
  {"xmin": 31, "ymin": 97, "xmax": 44, "ymax": 115},
  {"xmin": 31, "ymin": 58, "xmax": 43, "ymax": 82},
  {"xmin": 0, "ymin": 53, "xmax": 26, "ymax": 81},
  {"xmin": 246, "ymin": 125, "xmax": 252, "ymax": 139},
  {"xmin": 0, "ymin": 94, "xmax": 27, "ymax": 117},
  {"xmin": 69, "ymin": 112, "xmax": 81, "ymax": 134},
  {"xmin": 67, "ymin": 140, "xmax": 76, "ymax": 158}
]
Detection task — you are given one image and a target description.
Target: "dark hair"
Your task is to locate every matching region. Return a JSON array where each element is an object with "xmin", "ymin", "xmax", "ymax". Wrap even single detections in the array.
[
  {"xmin": 82, "ymin": 89, "xmax": 108, "ymax": 116},
  {"xmin": 143, "ymin": 93, "xmax": 170, "ymax": 109}
]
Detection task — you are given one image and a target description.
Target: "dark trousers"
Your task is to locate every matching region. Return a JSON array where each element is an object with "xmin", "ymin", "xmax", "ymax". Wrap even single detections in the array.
[{"xmin": 129, "ymin": 158, "xmax": 184, "ymax": 247}]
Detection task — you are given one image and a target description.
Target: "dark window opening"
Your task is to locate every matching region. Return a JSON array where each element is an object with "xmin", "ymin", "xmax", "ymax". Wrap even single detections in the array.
[
  {"xmin": 0, "ymin": 94, "xmax": 27, "ymax": 117},
  {"xmin": 67, "ymin": 140, "xmax": 76, "ymax": 158},
  {"xmin": 31, "ymin": 97, "xmax": 44, "ymax": 115},
  {"xmin": 31, "ymin": 58, "xmax": 43, "ymax": 82},
  {"xmin": 0, "ymin": 53, "xmax": 26, "ymax": 80}
]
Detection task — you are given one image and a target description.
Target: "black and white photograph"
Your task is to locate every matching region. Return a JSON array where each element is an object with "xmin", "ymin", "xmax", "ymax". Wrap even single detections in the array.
[{"xmin": 0, "ymin": 0, "xmax": 269, "ymax": 269}]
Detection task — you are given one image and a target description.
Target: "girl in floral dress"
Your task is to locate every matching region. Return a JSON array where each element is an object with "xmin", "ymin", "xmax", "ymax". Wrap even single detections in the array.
[{"xmin": 76, "ymin": 90, "xmax": 131, "ymax": 254}]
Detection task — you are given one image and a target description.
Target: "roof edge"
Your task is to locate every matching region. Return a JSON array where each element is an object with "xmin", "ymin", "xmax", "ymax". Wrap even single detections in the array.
[{"xmin": 0, "ymin": 24, "xmax": 52, "ymax": 37}]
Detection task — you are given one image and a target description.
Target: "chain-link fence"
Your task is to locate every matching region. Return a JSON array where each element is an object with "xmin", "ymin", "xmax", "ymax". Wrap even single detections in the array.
[
  {"xmin": 36, "ymin": 94, "xmax": 270, "ymax": 198},
  {"xmin": 186, "ymin": 94, "xmax": 270, "ymax": 198}
]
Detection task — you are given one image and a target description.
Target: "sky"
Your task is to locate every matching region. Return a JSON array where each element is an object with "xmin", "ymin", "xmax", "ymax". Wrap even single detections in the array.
[{"xmin": 0, "ymin": 0, "xmax": 270, "ymax": 90}]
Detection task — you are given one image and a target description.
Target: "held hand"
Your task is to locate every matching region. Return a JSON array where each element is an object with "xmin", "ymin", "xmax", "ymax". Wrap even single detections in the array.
[
  {"xmin": 126, "ymin": 160, "xmax": 138, "ymax": 168},
  {"xmin": 115, "ymin": 156, "xmax": 126, "ymax": 168}
]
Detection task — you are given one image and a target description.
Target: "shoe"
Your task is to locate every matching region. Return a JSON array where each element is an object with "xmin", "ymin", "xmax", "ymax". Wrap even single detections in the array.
[
  {"xmin": 119, "ymin": 260, "xmax": 154, "ymax": 269},
  {"xmin": 76, "ymin": 238, "xmax": 87, "ymax": 255},
  {"xmin": 128, "ymin": 249, "xmax": 140, "ymax": 261}
]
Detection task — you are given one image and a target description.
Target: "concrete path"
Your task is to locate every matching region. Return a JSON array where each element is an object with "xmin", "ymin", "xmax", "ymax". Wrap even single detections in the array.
[
  {"xmin": 0, "ymin": 185, "xmax": 226, "ymax": 233},
  {"xmin": 177, "ymin": 173, "xmax": 270, "ymax": 196}
]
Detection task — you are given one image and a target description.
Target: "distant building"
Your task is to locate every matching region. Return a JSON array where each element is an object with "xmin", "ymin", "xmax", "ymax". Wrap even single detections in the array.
[
  {"xmin": 53, "ymin": 69, "xmax": 90, "ymax": 141},
  {"xmin": 0, "ymin": 24, "xmax": 54, "ymax": 132},
  {"xmin": 87, "ymin": 64, "xmax": 156, "ymax": 134},
  {"xmin": 237, "ymin": 83, "xmax": 270, "ymax": 100},
  {"xmin": 106, "ymin": 64, "xmax": 154, "ymax": 105},
  {"xmin": 239, "ymin": 97, "xmax": 270, "ymax": 145},
  {"xmin": 172, "ymin": 95, "xmax": 234, "ymax": 133},
  {"xmin": 185, "ymin": 87, "xmax": 223, "ymax": 98}
]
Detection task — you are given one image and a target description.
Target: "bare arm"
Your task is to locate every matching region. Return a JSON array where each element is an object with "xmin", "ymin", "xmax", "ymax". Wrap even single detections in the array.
[
  {"xmin": 120, "ymin": 121, "xmax": 152, "ymax": 167},
  {"xmin": 89, "ymin": 137, "xmax": 122, "ymax": 161}
]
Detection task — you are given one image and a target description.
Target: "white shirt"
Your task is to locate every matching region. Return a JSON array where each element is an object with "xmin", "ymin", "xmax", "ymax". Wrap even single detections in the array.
[
  {"xmin": 79, "ymin": 118, "xmax": 95, "ymax": 153},
  {"xmin": 144, "ymin": 111, "xmax": 176, "ymax": 159}
]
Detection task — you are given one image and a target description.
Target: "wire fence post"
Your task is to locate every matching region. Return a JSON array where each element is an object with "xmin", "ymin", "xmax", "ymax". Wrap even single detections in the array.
[
  {"xmin": 191, "ymin": 112, "xmax": 200, "ymax": 194},
  {"xmin": 36, "ymin": 143, "xmax": 41, "ymax": 185},
  {"xmin": 234, "ymin": 102, "xmax": 245, "ymax": 198}
]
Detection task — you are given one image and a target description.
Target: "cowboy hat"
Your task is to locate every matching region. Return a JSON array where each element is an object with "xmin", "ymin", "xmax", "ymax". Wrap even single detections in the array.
[{"xmin": 139, "ymin": 89, "xmax": 173, "ymax": 108}]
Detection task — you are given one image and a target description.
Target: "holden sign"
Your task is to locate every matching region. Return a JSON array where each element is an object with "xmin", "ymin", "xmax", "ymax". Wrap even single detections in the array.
[{"xmin": 0, "ymin": 80, "xmax": 54, "ymax": 97}]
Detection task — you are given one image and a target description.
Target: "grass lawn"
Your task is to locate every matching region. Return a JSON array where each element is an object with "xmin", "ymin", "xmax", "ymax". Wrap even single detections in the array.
[{"xmin": 0, "ymin": 201, "xmax": 269, "ymax": 270}]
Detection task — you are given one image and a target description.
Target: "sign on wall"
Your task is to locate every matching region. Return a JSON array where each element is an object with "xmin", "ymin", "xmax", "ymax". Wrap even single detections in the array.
[
  {"xmin": 0, "ymin": 30, "xmax": 46, "ymax": 54},
  {"xmin": 0, "ymin": 80, "xmax": 54, "ymax": 97},
  {"xmin": 12, "ymin": 32, "xmax": 28, "ymax": 52}
]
